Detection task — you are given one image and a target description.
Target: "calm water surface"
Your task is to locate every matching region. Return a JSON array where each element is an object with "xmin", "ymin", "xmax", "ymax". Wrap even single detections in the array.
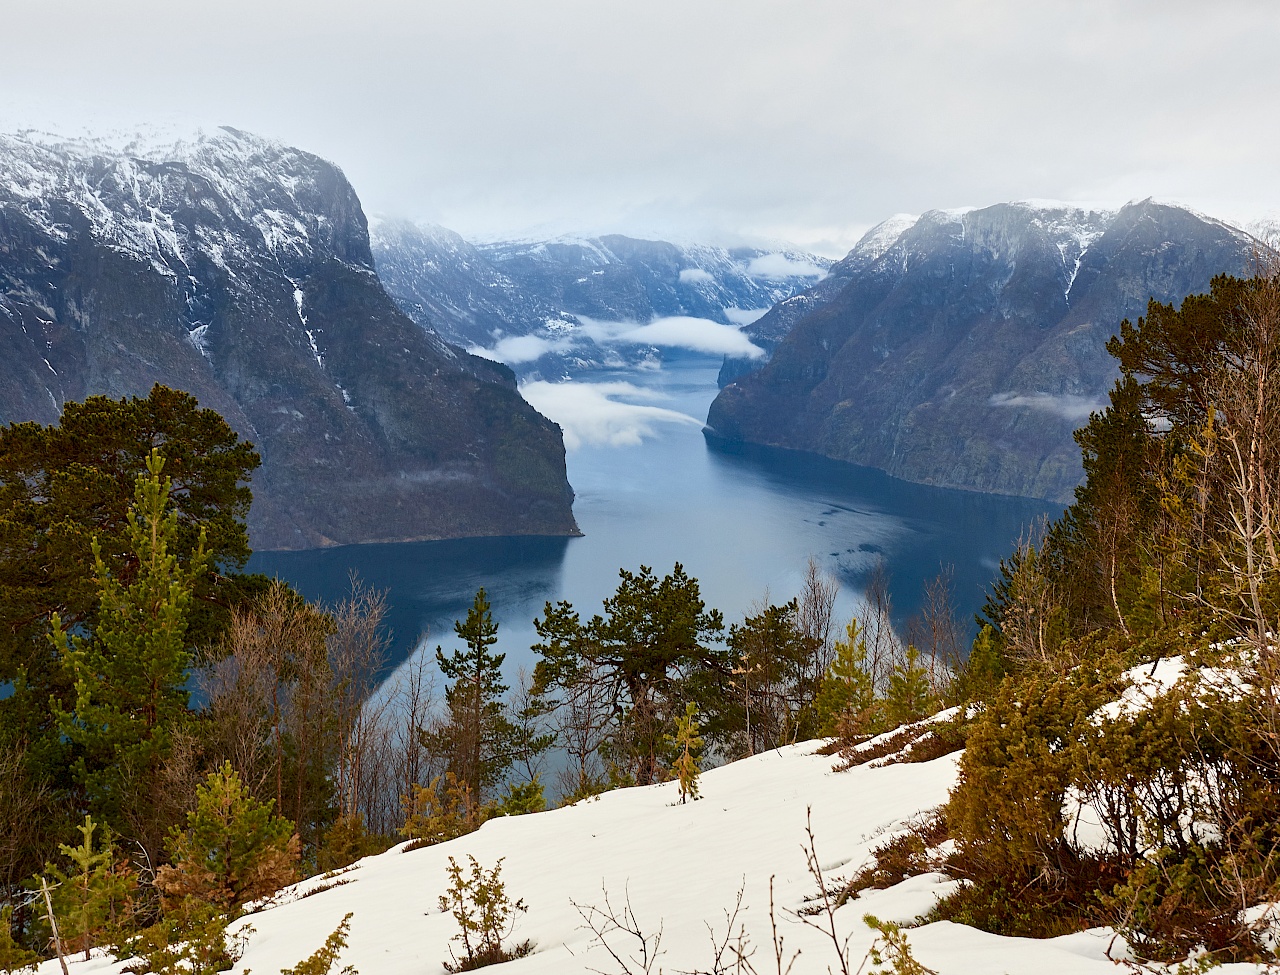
[{"xmin": 249, "ymin": 357, "xmax": 1060, "ymax": 678}]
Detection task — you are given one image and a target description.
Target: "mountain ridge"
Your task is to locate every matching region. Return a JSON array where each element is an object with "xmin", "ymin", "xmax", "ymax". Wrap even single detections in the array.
[
  {"xmin": 0, "ymin": 127, "xmax": 579, "ymax": 550},
  {"xmin": 371, "ymin": 220, "xmax": 830, "ymax": 378},
  {"xmin": 708, "ymin": 198, "xmax": 1271, "ymax": 502}
]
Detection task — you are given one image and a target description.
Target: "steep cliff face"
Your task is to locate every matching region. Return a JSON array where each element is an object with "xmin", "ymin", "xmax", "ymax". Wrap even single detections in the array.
[
  {"xmin": 0, "ymin": 128, "xmax": 577, "ymax": 549},
  {"xmin": 371, "ymin": 221, "xmax": 829, "ymax": 378},
  {"xmin": 708, "ymin": 200, "xmax": 1266, "ymax": 502}
]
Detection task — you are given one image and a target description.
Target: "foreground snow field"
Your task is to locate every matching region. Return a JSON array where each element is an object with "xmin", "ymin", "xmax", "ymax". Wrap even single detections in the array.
[{"xmin": 37, "ymin": 732, "xmax": 1272, "ymax": 975}]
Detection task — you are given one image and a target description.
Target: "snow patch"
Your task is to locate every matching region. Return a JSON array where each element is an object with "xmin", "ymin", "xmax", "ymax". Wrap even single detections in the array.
[{"xmin": 187, "ymin": 324, "xmax": 211, "ymax": 359}]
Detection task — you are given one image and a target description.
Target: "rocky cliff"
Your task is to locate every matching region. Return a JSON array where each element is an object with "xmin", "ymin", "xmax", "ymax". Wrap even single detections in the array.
[
  {"xmin": 0, "ymin": 128, "xmax": 578, "ymax": 549},
  {"xmin": 707, "ymin": 200, "xmax": 1267, "ymax": 502}
]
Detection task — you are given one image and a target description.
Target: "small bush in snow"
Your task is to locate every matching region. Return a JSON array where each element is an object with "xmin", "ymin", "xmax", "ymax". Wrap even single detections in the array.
[{"xmin": 438, "ymin": 856, "xmax": 531, "ymax": 971}]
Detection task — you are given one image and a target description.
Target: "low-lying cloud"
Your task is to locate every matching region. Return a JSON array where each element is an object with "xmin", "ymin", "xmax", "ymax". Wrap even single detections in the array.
[
  {"xmin": 678, "ymin": 267, "xmax": 715, "ymax": 284},
  {"xmin": 520, "ymin": 380, "xmax": 701, "ymax": 450},
  {"xmin": 988, "ymin": 391, "xmax": 1107, "ymax": 422},
  {"xmin": 745, "ymin": 253, "xmax": 827, "ymax": 280},
  {"xmin": 724, "ymin": 306, "xmax": 769, "ymax": 326},
  {"xmin": 578, "ymin": 315, "xmax": 766, "ymax": 359},
  {"xmin": 469, "ymin": 314, "xmax": 767, "ymax": 366},
  {"xmin": 468, "ymin": 334, "xmax": 573, "ymax": 364}
]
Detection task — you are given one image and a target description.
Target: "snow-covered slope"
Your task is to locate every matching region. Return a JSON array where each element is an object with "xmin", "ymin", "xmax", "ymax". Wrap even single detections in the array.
[{"xmin": 37, "ymin": 735, "xmax": 1177, "ymax": 975}]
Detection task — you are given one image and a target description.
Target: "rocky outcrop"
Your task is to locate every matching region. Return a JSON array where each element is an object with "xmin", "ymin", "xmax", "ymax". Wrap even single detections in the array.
[
  {"xmin": 707, "ymin": 200, "xmax": 1267, "ymax": 502},
  {"xmin": 0, "ymin": 128, "xmax": 578, "ymax": 549}
]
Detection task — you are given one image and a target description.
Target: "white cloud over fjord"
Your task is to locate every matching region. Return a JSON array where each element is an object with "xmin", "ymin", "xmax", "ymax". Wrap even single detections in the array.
[
  {"xmin": 520, "ymin": 380, "xmax": 701, "ymax": 450},
  {"xmin": 724, "ymin": 306, "xmax": 769, "ymax": 326},
  {"xmin": 468, "ymin": 334, "xmax": 574, "ymax": 365},
  {"xmin": 471, "ymin": 314, "xmax": 767, "ymax": 367},
  {"xmin": 577, "ymin": 315, "xmax": 766, "ymax": 359}
]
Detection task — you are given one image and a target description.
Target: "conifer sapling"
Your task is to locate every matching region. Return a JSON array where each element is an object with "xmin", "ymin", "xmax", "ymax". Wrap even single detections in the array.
[
  {"xmin": 668, "ymin": 702, "xmax": 703, "ymax": 804},
  {"xmin": 438, "ymin": 856, "xmax": 531, "ymax": 971}
]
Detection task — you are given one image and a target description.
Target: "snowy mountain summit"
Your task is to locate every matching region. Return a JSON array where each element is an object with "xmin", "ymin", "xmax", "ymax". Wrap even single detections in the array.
[{"xmin": 0, "ymin": 127, "xmax": 577, "ymax": 548}]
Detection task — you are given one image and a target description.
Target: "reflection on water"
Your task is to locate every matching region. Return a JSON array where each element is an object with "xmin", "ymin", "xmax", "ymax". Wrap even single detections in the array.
[{"xmin": 250, "ymin": 356, "xmax": 1062, "ymax": 679}]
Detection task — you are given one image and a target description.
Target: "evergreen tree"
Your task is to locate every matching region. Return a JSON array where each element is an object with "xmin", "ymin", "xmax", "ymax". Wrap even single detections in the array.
[
  {"xmin": 439, "ymin": 856, "xmax": 529, "ymax": 972},
  {"xmin": 949, "ymin": 624, "xmax": 1007, "ymax": 704},
  {"xmin": 0, "ymin": 388, "xmax": 260, "ymax": 831},
  {"xmin": 280, "ymin": 913, "xmax": 357, "ymax": 975},
  {"xmin": 400, "ymin": 773, "xmax": 481, "ymax": 847},
  {"xmin": 43, "ymin": 815, "xmax": 137, "ymax": 960},
  {"xmin": 668, "ymin": 702, "xmax": 703, "ymax": 804},
  {"xmin": 156, "ymin": 762, "xmax": 299, "ymax": 912},
  {"xmin": 727, "ymin": 600, "xmax": 819, "ymax": 754},
  {"xmin": 884, "ymin": 645, "xmax": 933, "ymax": 728},
  {"xmin": 496, "ymin": 778, "xmax": 546, "ymax": 817},
  {"xmin": 533, "ymin": 564, "xmax": 727, "ymax": 786},
  {"xmin": 814, "ymin": 618, "xmax": 878, "ymax": 736},
  {"xmin": 50, "ymin": 449, "xmax": 209, "ymax": 845},
  {"xmin": 429, "ymin": 589, "xmax": 519, "ymax": 803},
  {"xmin": 0, "ymin": 905, "xmax": 38, "ymax": 973}
]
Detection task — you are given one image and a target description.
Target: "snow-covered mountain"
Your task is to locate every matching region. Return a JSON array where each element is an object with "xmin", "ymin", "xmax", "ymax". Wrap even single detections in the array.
[
  {"xmin": 371, "ymin": 222, "xmax": 831, "ymax": 379},
  {"xmin": 0, "ymin": 127, "xmax": 577, "ymax": 549},
  {"xmin": 709, "ymin": 199, "xmax": 1272, "ymax": 503}
]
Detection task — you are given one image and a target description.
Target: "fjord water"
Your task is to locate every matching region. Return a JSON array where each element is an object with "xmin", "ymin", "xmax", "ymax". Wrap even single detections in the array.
[{"xmin": 249, "ymin": 356, "xmax": 1060, "ymax": 676}]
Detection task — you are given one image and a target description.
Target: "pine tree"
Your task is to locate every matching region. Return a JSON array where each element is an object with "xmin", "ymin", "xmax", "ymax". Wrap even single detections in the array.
[
  {"xmin": 0, "ymin": 905, "xmax": 39, "ymax": 972},
  {"xmin": 727, "ymin": 599, "xmax": 819, "ymax": 754},
  {"xmin": 497, "ymin": 778, "xmax": 546, "ymax": 817},
  {"xmin": 950, "ymin": 624, "xmax": 1007, "ymax": 704},
  {"xmin": 884, "ymin": 645, "xmax": 933, "ymax": 728},
  {"xmin": 156, "ymin": 762, "xmax": 299, "ymax": 912},
  {"xmin": 439, "ymin": 856, "xmax": 529, "ymax": 972},
  {"xmin": 0, "ymin": 386, "xmax": 259, "ymax": 850},
  {"xmin": 50, "ymin": 449, "xmax": 209, "ymax": 838},
  {"xmin": 814, "ymin": 618, "xmax": 877, "ymax": 736},
  {"xmin": 430, "ymin": 589, "xmax": 518, "ymax": 803},
  {"xmin": 668, "ymin": 702, "xmax": 703, "ymax": 804},
  {"xmin": 399, "ymin": 773, "xmax": 481, "ymax": 847},
  {"xmin": 44, "ymin": 815, "xmax": 137, "ymax": 960},
  {"xmin": 280, "ymin": 913, "xmax": 357, "ymax": 975},
  {"xmin": 532, "ymin": 564, "xmax": 727, "ymax": 786}
]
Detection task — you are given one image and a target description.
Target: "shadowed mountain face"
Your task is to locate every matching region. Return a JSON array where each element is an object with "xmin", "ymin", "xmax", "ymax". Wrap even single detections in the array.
[
  {"xmin": 0, "ymin": 128, "xmax": 577, "ymax": 549},
  {"xmin": 370, "ymin": 221, "xmax": 830, "ymax": 378},
  {"xmin": 708, "ymin": 200, "xmax": 1267, "ymax": 503}
]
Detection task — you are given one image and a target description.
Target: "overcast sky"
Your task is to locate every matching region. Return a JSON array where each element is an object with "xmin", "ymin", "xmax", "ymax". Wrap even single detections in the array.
[{"xmin": 3, "ymin": 0, "xmax": 1278, "ymax": 256}]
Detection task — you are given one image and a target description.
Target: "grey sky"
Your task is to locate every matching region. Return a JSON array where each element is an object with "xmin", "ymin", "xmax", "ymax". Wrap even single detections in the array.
[{"xmin": 3, "ymin": 0, "xmax": 1278, "ymax": 256}]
